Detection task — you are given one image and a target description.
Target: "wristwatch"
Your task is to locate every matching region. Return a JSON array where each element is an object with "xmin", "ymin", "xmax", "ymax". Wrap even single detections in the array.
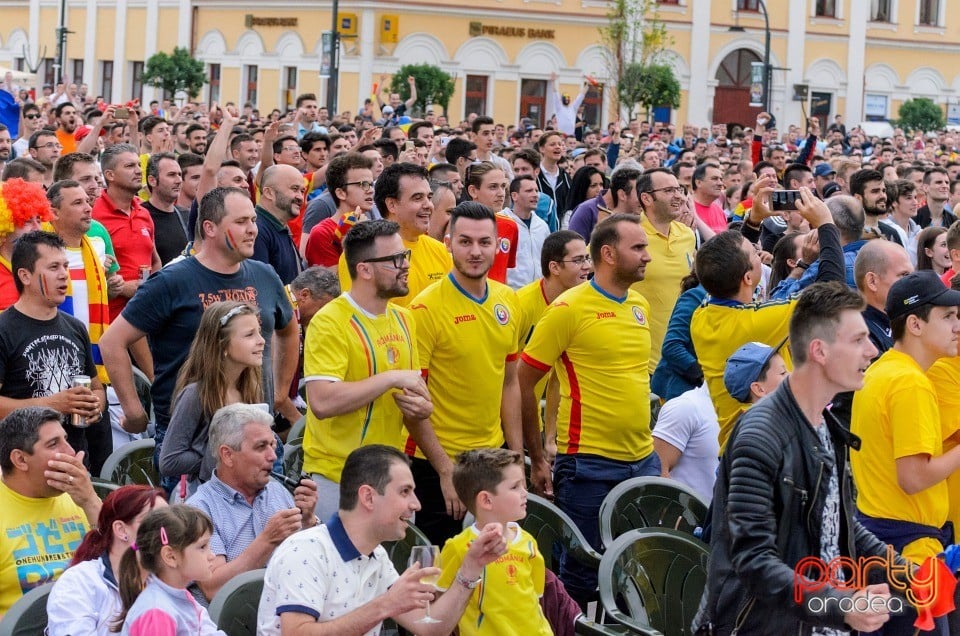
[
  {"xmin": 455, "ymin": 570, "xmax": 482, "ymax": 590},
  {"xmin": 796, "ymin": 259, "xmax": 810, "ymax": 270}
]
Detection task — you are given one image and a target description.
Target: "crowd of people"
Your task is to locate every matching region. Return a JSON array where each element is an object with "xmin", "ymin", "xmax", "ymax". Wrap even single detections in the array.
[{"xmin": 4, "ymin": 70, "xmax": 960, "ymax": 634}]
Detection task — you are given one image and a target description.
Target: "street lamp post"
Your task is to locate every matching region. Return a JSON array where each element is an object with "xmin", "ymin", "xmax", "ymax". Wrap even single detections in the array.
[
  {"xmin": 327, "ymin": 0, "xmax": 340, "ymax": 114},
  {"xmin": 758, "ymin": 0, "xmax": 771, "ymax": 114},
  {"xmin": 731, "ymin": 0, "xmax": 771, "ymax": 114}
]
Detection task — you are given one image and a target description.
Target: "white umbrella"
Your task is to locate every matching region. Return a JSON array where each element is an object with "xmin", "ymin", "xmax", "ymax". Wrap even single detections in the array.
[{"xmin": 0, "ymin": 66, "xmax": 37, "ymax": 84}]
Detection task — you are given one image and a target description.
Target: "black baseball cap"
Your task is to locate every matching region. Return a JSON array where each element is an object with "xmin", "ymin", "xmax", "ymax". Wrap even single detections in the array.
[{"xmin": 886, "ymin": 270, "xmax": 960, "ymax": 322}]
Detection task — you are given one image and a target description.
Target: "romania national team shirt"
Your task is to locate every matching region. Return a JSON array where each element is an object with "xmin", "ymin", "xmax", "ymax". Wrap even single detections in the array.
[
  {"xmin": 927, "ymin": 355, "xmax": 960, "ymax": 533},
  {"xmin": 338, "ymin": 234, "xmax": 451, "ymax": 308},
  {"xmin": 631, "ymin": 215, "xmax": 695, "ymax": 373},
  {"xmin": 691, "ymin": 296, "xmax": 795, "ymax": 449},
  {"xmin": 302, "ymin": 293, "xmax": 417, "ymax": 482},
  {"xmin": 852, "ymin": 349, "xmax": 950, "ymax": 563},
  {"xmin": 516, "ymin": 279, "xmax": 553, "ymax": 431},
  {"xmin": 406, "ymin": 274, "xmax": 521, "ymax": 459},
  {"xmin": 437, "ymin": 523, "xmax": 551, "ymax": 636},
  {"xmin": 521, "ymin": 280, "xmax": 654, "ymax": 462}
]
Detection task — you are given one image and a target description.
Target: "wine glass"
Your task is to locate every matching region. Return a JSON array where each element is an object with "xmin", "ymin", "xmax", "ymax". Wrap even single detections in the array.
[{"xmin": 409, "ymin": 545, "xmax": 441, "ymax": 624}]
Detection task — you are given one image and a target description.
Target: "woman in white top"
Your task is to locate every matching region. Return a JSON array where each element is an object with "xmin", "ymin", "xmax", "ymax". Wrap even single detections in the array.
[{"xmin": 46, "ymin": 485, "xmax": 168, "ymax": 635}]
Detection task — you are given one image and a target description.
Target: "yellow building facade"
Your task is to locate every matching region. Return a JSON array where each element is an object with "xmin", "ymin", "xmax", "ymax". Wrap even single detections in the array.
[{"xmin": 2, "ymin": 0, "xmax": 960, "ymax": 130}]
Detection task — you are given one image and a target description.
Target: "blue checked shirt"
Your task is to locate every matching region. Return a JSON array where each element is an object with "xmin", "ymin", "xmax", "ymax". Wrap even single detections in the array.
[{"xmin": 187, "ymin": 472, "xmax": 295, "ymax": 561}]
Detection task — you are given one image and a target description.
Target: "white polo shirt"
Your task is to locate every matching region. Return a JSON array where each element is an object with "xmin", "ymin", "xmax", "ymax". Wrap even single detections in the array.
[{"xmin": 257, "ymin": 514, "xmax": 399, "ymax": 636}]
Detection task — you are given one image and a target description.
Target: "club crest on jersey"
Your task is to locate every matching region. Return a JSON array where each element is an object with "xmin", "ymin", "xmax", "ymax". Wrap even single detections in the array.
[
  {"xmin": 632, "ymin": 306, "xmax": 647, "ymax": 326},
  {"xmin": 499, "ymin": 237, "xmax": 511, "ymax": 253},
  {"xmin": 494, "ymin": 303, "xmax": 510, "ymax": 325},
  {"xmin": 386, "ymin": 345, "xmax": 399, "ymax": 366}
]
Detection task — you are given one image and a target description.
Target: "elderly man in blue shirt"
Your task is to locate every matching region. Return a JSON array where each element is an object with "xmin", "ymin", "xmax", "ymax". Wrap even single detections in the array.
[{"xmin": 187, "ymin": 403, "xmax": 318, "ymax": 602}]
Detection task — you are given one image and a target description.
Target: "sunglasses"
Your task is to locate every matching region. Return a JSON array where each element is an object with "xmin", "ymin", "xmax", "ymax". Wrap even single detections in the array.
[
  {"xmin": 24, "ymin": 113, "xmax": 41, "ymax": 120},
  {"xmin": 362, "ymin": 249, "xmax": 411, "ymax": 270}
]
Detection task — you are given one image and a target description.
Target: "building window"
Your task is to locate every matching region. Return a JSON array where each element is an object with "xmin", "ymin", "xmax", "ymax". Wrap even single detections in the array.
[
  {"xmin": 919, "ymin": 0, "xmax": 940, "ymax": 25},
  {"xmin": 71, "ymin": 60, "xmax": 84, "ymax": 85},
  {"xmin": 465, "ymin": 75, "xmax": 488, "ymax": 117},
  {"xmin": 737, "ymin": 0, "xmax": 759, "ymax": 11},
  {"xmin": 582, "ymin": 84, "xmax": 603, "ymax": 130},
  {"xmin": 815, "ymin": 0, "xmax": 837, "ymax": 17},
  {"xmin": 208, "ymin": 64, "xmax": 221, "ymax": 105},
  {"xmin": 283, "ymin": 66, "xmax": 297, "ymax": 111},
  {"xmin": 871, "ymin": 0, "xmax": 892, "ymax": 20},
  {"xmin": 131, "ymin": 61, "xmax": 144, "ymax": 103},
  {"xmin": 519, "ymin": 79, "xmax": 547, "ymax": 128},
  {"xmin": 100, "ymin": 61, "xmax": 113, "ymax": 102},
  {"xmin": 43, "ymin": 58, "xmax": 55, "ymax": 86},
  {"xmin": 243, "ymin": 65, "xmax": 258, "ymax": 106},
  {"xmin": 864, "ymin": 94, "xmax": 889, "ymax": 121}
]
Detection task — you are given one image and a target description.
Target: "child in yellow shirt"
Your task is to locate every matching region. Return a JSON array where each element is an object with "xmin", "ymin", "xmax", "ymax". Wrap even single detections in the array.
[{"xmin": 437, "ymin": 449, "xmax": 553, "ymax": 636}]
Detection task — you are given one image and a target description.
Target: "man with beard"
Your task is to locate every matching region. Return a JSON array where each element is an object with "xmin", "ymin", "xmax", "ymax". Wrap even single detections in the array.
[
  {"xmin": 91, "ymin": 143, "xmax": 161, "ymax": 320},
  {"xmin": 633, "ymin": 168, "xmax": 697, "ymax": 373},
  {"xmin": 406, "ymin": 202, "xmax": 523, "ymax": 546},
  {"xmin": 302, "ymin": 220, "xmax": 433, "ymax": 520},
  {"xmin": 0, "ymin": 125, "xmax": 11, "ymax": 176},
  {"xmin": 519, "ymin": 213, "xmax": 658, "ymax": 605},
  {"xmin": 851, "ymin": 168, "xmax": 901, "ymax": 243},
  {"xmin": 549, "ymin": 72, "xmax": 589, "ymax": 137},
  {"xmin": 185, "ymin": 124, "xmax": 208, "ymax": 156},
  {"xmin": 143, "ymin": 153, "xmax": 189, "ymax": 266},
  {"xmin": 54, "ymin": 102, "xmax": 80, "ymax": 155},
  {"xmin": 253, "ymin": 164, "xmax": 305, "ymax": 284},
  {"xmin": 100, "ymin": 186, "xmax": 297, "ymax": 453}
]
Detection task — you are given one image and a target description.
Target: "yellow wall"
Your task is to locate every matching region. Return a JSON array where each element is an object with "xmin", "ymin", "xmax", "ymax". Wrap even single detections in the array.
[{"xmin": 95, "ymin": 9, "xmax": 116, "ymax": 61}]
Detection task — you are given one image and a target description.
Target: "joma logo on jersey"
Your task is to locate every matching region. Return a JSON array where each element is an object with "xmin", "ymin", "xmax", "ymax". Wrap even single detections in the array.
[
  {"xmin": 453, "ymin": 314, "xmax": 477, "ymax": 325},
  {"xmin": 595, "ymin": 311, "xmax": 616, "ymax": 319}
]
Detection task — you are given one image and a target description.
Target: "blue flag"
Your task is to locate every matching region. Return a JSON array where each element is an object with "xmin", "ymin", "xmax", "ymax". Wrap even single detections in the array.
[{"xmin": 0, "ymin": 90, "xmax": 19, "ymax": 137}]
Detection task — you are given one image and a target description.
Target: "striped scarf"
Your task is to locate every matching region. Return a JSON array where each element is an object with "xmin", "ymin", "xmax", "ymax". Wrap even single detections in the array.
[{"xmin": 59, "ymin": 234, "xmax": 111, "ymax": 384}]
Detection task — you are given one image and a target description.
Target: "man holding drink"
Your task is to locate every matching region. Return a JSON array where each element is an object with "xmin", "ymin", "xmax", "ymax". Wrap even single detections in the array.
[{"xmin": 0, "ymin": 231, "xmax": 105, "ymax": 465}]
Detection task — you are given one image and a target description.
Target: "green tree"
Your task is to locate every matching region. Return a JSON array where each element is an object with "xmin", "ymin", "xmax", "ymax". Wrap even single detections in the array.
[
  {"xmin": 897, "ymin": 98, "xmax": 945, "ymax": 134},
  {"xmin": 599, "ymin": 0, "xmax": 672, "ymax": 113},
  {"xmin": 141, "ymin": 47, "xmax": 207, "ymax": 100},
  {"xmin": 388, "ymin": 64, "xmax": 455, "ymax": 115},
  {"xmin": 618, "ymin": 63, "xmax": 680, "ymax": 121}
]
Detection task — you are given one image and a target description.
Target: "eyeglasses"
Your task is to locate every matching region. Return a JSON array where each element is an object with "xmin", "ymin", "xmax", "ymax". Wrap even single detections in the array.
[
  {"xmin": 345, "ymin": 180, "xmax": 374, "ymax": 191},
  {"xmin": 647, "ymin": 186, "xmax": 684, "ymax": 196},
  {"xmin": 281, "ymin": 146, "xmax": 301, "ymax": 153},
  {"xmin": 33, "ymin": 141, "xmax": 62, "ymax": 150},
  {"xmin": 561, "ymin": 256, "xmax": 592, "ymax": 266},
  {"xmin": 24, "ymin": 113, "xmax": 41, "ymax": 120},
  {"xmin": 362, "ymin": 249, "xmax": 411, "ymax": 270}
]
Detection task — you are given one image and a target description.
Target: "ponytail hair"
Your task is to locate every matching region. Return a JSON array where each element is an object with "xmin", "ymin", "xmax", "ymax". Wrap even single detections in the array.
[
  {"xmin": 71, "ymin": 485, "xmax": 166, "ymax": 566},
  {"xmin": 112, "ymin": 504, "xmax": 213, "ymax": 632}
]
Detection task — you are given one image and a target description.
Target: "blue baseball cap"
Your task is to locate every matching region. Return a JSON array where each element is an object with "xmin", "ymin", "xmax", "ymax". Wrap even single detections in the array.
[
  {"xmin": 724, "ymin": 342, "xmax": 778, "ymax": 403},
  {"xmin": 814, "ymin": 163, "xmax": 836, "ymax": 178}
]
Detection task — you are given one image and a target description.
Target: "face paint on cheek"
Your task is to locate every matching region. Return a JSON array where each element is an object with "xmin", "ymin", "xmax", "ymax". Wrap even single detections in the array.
[
  {"xmin": 225, "ymin": 228, "xmax": 237, "ymax": 252},
  {"xmin": 39, "ymin": 273, "xmax": 48, "ymax": 298}
]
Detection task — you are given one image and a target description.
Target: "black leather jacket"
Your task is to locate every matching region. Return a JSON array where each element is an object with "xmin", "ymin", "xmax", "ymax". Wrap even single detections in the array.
[{"xmin": 700, "ymin": 378, "xmax": 909, "ymax": 635}]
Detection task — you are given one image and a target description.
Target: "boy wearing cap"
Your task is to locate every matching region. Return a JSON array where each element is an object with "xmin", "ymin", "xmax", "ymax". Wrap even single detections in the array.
[
  {"xmin": 724, "ymin": 341, "xmax": 788, "ymax": 406},
  {"xmin": 654, "ymin": 343, "xmax": 786, "ymax": 504},
  {"xmin": 851, "ymin": 269, "xmax": 960, "ymax": 634}
]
